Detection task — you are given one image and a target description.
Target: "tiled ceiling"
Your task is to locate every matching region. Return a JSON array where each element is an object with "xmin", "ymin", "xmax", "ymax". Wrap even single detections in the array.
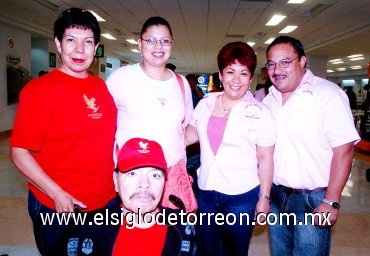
[{"xmin": 0, "ymin": 0, "xmax": 369, "ymax": 76}]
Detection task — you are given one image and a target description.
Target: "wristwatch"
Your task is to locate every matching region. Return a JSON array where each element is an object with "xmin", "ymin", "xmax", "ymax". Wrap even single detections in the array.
[{"xmin": 322, "ymin": 198, "xmax": 340, "ymax": 209}]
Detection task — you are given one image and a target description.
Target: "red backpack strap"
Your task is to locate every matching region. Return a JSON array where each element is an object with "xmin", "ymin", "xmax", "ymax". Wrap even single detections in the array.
[
  {"xmin": 175, "ymin": 73, "xmax": 186, "ymax": 126},
  {"xmin": 175, "ymin": 73, "xmax": 186, "ymax": 108}
]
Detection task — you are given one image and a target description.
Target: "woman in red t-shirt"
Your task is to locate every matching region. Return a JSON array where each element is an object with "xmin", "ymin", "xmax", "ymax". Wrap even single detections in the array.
[{"xmin": 10, "ymin": 7, "xmax": 119, "ymax": 256}]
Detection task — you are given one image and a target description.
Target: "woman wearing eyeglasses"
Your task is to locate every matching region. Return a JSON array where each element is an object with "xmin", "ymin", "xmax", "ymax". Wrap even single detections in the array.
[
  {"xmin": 186, "ymin": 42, "xmax": 276, "ymax": 255},
  {"xmin": 106, "ymin": 16, "xmax": 194, "ymax": 206}
]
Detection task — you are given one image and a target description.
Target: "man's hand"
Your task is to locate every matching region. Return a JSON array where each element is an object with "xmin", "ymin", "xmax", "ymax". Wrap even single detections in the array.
[{"xmin": 313, "ymin": 202, "xmax": 339, "ymax": 227}]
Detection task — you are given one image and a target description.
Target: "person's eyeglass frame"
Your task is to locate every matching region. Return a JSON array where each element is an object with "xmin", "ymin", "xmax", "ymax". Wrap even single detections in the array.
[
  {"xmin": 140, "ymin": 37, "xmax": 173, "ymax": 46},
  {"xmin": 265, "ymin": 56, "xmax": 299, "ymax": 70}
]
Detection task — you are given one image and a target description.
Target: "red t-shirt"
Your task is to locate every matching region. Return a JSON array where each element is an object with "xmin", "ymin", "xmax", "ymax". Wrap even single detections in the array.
[
  {"xmin": 10, "ymin": 69, "xmax": 117, "ymax": 210},
  {"xmin": 112, "ymin": 223, "xmax": 168, "ymax": 256}
]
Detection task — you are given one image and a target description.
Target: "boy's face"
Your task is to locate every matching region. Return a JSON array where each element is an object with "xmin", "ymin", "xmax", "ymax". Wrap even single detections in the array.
[{"xmin": 114, "ymin": 167, "xmax": 165, "ymax": 214}]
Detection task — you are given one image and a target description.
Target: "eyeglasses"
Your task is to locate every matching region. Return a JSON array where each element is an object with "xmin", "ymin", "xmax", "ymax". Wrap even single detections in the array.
[
  {"xmin": 141, "ymin": 37, "xmax": 172, "ymax": 46},
  {"xmin": 265, "ymin": 57, "xmax": 298, "ymax": 70}
]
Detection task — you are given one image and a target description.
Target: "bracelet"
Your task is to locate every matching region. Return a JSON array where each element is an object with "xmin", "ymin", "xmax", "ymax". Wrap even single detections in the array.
[{"xmin": 258, "ymin": 193, "xmax": 271, "ymax": 201}]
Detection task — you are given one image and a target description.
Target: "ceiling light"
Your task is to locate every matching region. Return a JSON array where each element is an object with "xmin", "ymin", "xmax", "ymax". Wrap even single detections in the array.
[
  {"xmin": 329, "ymin": 59, "xmax": 342, "ymax": 62},
  {"xmin": 247, "ymin": 41, "xmax": 255, "ymax": 47},
  {"xmin": 126, "ymin": 39, "xmax": 138, "ymax": 44},
  {"xmin": 130, "ymin": 49, "xmax": 139, "ymax": 53},
  {"xmin": 264, "ymin": 38, "xmax": 275, "ymax": 44},
  {"xmin": 332, "ymin": 61, "xmax": 343, "ymax": 64},
  {"xmin": 327, "ymin": 70, "xmax": 334, "ymax": 73},
  {"xmin": 88, "ymin": 10, "xmax": 105, "ymax": 22},
  {"xmin": 288, "ymin": 0, "xmax": 305, "ymax": 3},
  {"xmin": 279, "ymin": 25, "xmax": 298, "ymax": 33},
  {"xmin": 101, "ymin": 34, "xmax": 117, "ymax": 40},
  {"xmin": 347, "ymin": 54, "xmax": 363, "ymax": 58},
  {"xmin": 349, "ymin": 57, "xmax": 365, "ymax": 61},
  {"xmin": 266, "ymin": 15, "xmax": 286, "ymax": 26},
  {"xmin": 336, "ymin": 68, "xmax": 346, "ymax": 71},
  {"xmin": 350, "ymin": 66, "xmax": 362, "ymax": 70}
]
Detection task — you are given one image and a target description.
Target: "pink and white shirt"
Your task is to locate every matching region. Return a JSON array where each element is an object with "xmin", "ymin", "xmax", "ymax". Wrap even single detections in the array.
[
  {"xmin": 106, "ymin": 64, "xmax": 193, "ymax": 167},
  {"xmin": 263, "ymin": 69, "xmax": 360, "ymax": 189},
  {"xmin": 189, "ymin": 91, "xmax": 276, "ymax": 195}
]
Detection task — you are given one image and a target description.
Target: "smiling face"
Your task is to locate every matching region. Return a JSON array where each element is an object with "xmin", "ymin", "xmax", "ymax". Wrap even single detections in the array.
[
  {"xmin": 220, "ymin": 61, "xmax": 252, "ymax": 101},
  {"xmin": 138, "ymin": 25, "xmax": 172, "ymax": 68},
  {"xmin": 55, "ymin": 27, "xmax": 98, "ymax": 78},
  {"xmin": 114, "ymin": 167, "xmax": 165, "ymax": 214},
  {"xmin": 267, "ymin": 43, "xmax": 306, "ymax": 99}
]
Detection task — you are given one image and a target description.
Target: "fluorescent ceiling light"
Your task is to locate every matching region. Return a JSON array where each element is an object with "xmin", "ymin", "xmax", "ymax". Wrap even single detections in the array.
[
  {"xmin": 347, "ymin": 54, "xmax": 363, "ymax": 58},
  {"xmin": 101, "ymin": 34, "xmax": 117, "ymax": 40},
  {"xmin": 126, "ymin": 39, "xmax": 138, "ymax": 44},
  {"xmin": 336, "ymin": 68, "xmax": 346, "ymax": 71},
  {"xmin": 264, "ymin": 38, "xmax": 275, "ymax": 44},
  {"xmin": 288, "ymin": 0, "xmax": 305, "ymax": 3},
  {"xmin": 329, "ymin": 59, "xmax": 342, "ymax": 62},
  {"xmin": 266, "ymin": 15, "xmax": 286, "ymax": 26},
  {"xmin": 88, "ymin": 10, "xmax": 105, "ymax": 22},
  {"xmin": 130, "ymin": 49, "xmax": 140, "ymax": 53},
  {"xmin": 247, "ymin": 41, "xmax": 255, "ymax": 47},
  {"xmin": 279, "ymin": 25, "xmax": 298, "ymax": 33},
  {"xmin": 326, "ymin": 70, "xmax": 334, "ymax": 73},
  {"xmin": 349, "ymin": 57, "xmax": 364, "ymax": 61},
  {"xmin": 350, "ymin": 66, "xmax": 362, "ymax": 69},
  {"xmin": 332, "ymin": 61, "xmax": 343, "ymax": 64}
]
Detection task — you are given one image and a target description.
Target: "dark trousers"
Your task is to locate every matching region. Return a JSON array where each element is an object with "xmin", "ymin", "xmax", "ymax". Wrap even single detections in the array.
[
  {"xmin": 28, "ymin": 190, "xmax": 120, "ymax": 256},
  {"xmin": 196, "ymin": 186, "xmax": 259, "ymax": 256}
]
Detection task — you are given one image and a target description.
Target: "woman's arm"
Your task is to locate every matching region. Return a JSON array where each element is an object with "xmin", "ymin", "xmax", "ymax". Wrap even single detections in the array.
[
  {"xmin": 185, "ymin": 124, "xmax": 199, "ymax": 146},
  {"xmin": 255, "ymin": 145, "xmax": 274, "ymax": 220},
  {"xmin": 10, "ymin": 147, "xmax": 86, "ymax": 212}
]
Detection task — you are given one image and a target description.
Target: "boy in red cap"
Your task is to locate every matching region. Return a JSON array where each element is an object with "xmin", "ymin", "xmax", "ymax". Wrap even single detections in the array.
[{"xmin": 112, "ymin": 138, "xmax": 196, "ymax": 255}]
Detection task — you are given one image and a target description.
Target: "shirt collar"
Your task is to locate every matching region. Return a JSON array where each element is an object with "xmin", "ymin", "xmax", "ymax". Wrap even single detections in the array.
[
  {"xmin": 204, "ymin": 90, "xmax": 254, "ymax": 102},
  {"xmin": 204, "ymin": 90, "xmax": 254, "ymax": 110},
  {"xmin": 268, "ymin": 68, "xmax": 315, "ymax": 99}
]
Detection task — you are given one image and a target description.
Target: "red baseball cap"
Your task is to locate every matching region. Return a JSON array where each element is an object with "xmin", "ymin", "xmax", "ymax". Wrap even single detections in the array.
[{"xmin": 117, "ymin": 138, "xmax": 167, "ymax": 173}]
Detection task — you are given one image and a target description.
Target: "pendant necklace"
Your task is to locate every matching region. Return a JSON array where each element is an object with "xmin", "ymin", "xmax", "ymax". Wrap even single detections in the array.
[{"xmin": 219, "ymin": 95, "xmax": 231, "ymax": 113}]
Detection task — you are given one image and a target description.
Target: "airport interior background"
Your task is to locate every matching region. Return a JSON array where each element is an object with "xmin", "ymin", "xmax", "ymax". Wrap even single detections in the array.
[{"xmin": 0, "ymin": 0, "xmax": 369, "ymax": 255}]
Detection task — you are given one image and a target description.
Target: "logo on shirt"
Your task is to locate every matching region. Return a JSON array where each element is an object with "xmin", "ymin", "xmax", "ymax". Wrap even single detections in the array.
[
  {"xmin": 83, "ymin": 94, "xmax": 103, "ymax": 119},
  {"xmin": 245, "ymin": 104, "xmax": 262, "ymax": 119},
  {"xmin": 244, "ymin": 103, "xmax": 262, "ymax": 132},
  {"xmin": 83, "ymin": 94, "xmax": 100, "ymax": 113}
]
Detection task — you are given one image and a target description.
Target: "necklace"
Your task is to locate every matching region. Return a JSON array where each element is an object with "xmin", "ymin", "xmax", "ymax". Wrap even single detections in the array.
[{"xmin": 219, "ymin": 95, "xmax": 231, "ymax": 113}]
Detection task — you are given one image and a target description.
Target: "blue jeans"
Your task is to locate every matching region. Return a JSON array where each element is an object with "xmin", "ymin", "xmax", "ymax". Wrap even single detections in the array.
[
  {"xmin": 28, "ymin": 190, "xmax": 120, "ymax": 256},
  {"xmin": 196, "ymin": 186, "xmax": 259, "ymax": 256},
  {"xmin": 269, "ymin": 184, "xmax": 331, "ymax": 256}
]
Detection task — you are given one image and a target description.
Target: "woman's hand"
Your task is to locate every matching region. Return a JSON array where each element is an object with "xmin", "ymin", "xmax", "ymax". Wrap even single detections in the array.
[
  {"xmin": 254, "ymin": 197, "xmax": 270, "ymax": 225},
  {"xmin": 52, "ymin": 189, "xmax": 86, "ymax": 213}
]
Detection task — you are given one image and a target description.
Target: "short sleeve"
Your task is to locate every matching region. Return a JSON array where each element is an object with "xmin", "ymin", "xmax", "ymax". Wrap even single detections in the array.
[
  {"xmin": 189, "ymin": 98, "xmax": 205, "ymax": 127},
  {"xmin": 256, "ymin": 105, "xmax": 276, "ymax": 147},
  {"xmin": 322, "ymin": 88, "xmax": 360, "ymax": 147},
  {"xmin": 10, "ymin": 80, "xmax": 57, "ymax": 151},
  {"xmin": 181, "ymin": 75, "xmax": 194, "ymax": 128}
]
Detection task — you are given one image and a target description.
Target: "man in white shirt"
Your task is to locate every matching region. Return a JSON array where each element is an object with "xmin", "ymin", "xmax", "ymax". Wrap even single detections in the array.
[{"xmin": 263, "ymin": 36, "xmax": 360, "ymax": 256}]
